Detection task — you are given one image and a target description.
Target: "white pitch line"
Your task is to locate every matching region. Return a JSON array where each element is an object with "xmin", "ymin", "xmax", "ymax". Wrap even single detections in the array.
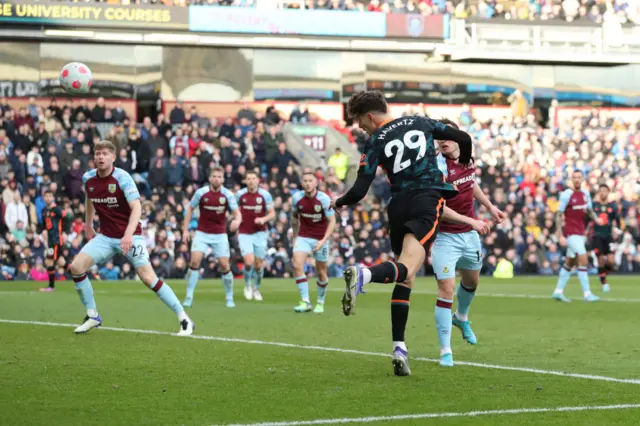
[
  {"xmin": 1, "ymin": 319, "xmax": 640, "ymax": 385},
  {"xmin": 3, "ymin": 288, "xmax": 640, "ymax": 303},
  {"xmin": 221, "ymin": 404, "xmax": 640, "ymax": 426}
]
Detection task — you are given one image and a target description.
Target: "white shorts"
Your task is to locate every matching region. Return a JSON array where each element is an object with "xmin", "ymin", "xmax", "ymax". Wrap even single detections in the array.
[
  {"xmin": 192, "ymin": 231, "xmax": 230, "ymax": 259},
  {"xmin": 566, "ymin": 235, "xmax": 587, "ymax": 258},
  {"xmin": 81, "ymin": 234, "xmax": 149, "ymax": 268}
]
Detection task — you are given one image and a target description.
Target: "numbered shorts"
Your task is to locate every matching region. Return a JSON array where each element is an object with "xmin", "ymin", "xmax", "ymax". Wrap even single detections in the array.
[
  {"xmin": 192, "ymin": 231, "xmax": 230, "ymax": 259},
  {"xmin": 238, "ymin": 232, "xmax": 268, "ymax": 259},
  {"xmin": 294, "ymin": 237, "xmax": 329, "ymax": 263},
  {"xmin": 591, "ymin": 235, "xmax": 613, "ymax": 256},
  {"xmin": 387, "ymin": 188, "xmax": 444, "ymax": 256},
  {"xmin": 566, "ymin": 235, "xmax": 587, "ymax": 258},
  {"xmin": 80, "ymin": 234, "xmax": 149, "ymax": 269},
  {"xmin": 431, "ymin": 231, "xmax": 483, "ymax": 280}
]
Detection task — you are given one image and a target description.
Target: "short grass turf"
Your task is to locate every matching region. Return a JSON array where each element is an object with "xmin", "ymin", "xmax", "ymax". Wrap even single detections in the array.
[{"xmin": 1, "ymin": 275, "xmax": 640, "ymax": 426}]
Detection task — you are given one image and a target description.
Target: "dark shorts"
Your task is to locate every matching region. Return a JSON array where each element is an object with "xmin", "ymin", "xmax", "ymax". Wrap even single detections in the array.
[
  {"xmin": 591, "ymin": 235, "xmax": 613, "ymax": 256},
  {"xmin": 387, "ymin": 189, "xmax": 444, "ymax": 256},
  {"xmin": 46, "ymin": 244, "xmax": 61, "ymax": 261}
]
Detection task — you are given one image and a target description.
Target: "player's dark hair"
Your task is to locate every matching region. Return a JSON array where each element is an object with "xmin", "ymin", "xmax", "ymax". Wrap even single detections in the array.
[
  {"xmin": 44, "ymin": 190, "xmax": 53, "ymax": 196},
  {"xmin": 439, "ymin": 118, "xmax": 459, "ymax": 129},
  {"xmin": 599, "ymin": 183, "xmax": 610, "ymax": 190},
  {"xmin": 346, "ymin": 90, "xmax": 388, "ymax": 118},
  {"xmin": 572, "ymin": 169, "xmax": 584, "ymax": 176}
]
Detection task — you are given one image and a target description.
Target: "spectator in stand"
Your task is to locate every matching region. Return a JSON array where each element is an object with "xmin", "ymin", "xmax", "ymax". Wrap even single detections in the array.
[
  {"xmin": 0, "ymin": 95, "xmax": 637, "ymax": 280},
  {"xmin": 64, "ymin": 160, "xmax": 84, "ymax": 200},
  {"xmin": 289, "ymin": 103, "xmax": 310, "ymax": 124},
  {"xmin": 170, "ymin": 101, "xmax": 186, "ymax": 124},
  {"xmin": 5, "ymin": 192, "xmax": 28, "ymax": 232},
  {"xmin": 327, "ymin": 147, "xmax": 349, "ymax": 181}
]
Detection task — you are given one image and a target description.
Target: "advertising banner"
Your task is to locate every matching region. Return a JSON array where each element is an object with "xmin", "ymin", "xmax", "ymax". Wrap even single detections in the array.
[
  {"xmin": 0, "ymin": 0, "xmax": 188, "ymax": 29},
  {"xmin": 385, "ymin": 14, "xmax": 448, "ymax": 39},
  {"xmin": 189, "ymin": 6, "xmax": 386, "ymax": 38},
  {"xmin": 292, "ymin": 125, "xmax": 327, "ymax": 152}
]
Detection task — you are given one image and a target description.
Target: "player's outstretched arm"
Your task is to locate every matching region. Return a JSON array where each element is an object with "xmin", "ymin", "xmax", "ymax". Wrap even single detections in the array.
[
  {"xmin": 433, "ymin": 124, "xmax": 473, "ymax": 165},
  {"xmin": 473, "ymin": 184, "xmax": 505, "ymax": 223},
  {"xmin": 442, "ymin": 205, "xmax": 490, "ymax": 235},
  {"xmin": 334, "ymin": 173, "xmax": 375, "ymax": 208}
]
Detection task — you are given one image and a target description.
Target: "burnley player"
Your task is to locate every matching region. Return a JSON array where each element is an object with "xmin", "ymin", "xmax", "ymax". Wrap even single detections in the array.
[
  {"xmin": 591, "ymin": 184, "xmax": 620, "ymax": 293},
  {"xmin": 291, "ymin": 173, "xmax": 336, "ymax": 313},
  {"xmin": 552, "ymin": 170, "xmax": 603, "ymax": 302},
  {"xmin": 182, "ymin": 167, "xmax": 242, "ymax": 308},
  {"xmin": 39, "ymin": 190, "xmax": 70, "ymax": 292},
  {"xmin": 431, "ymin": 124, "xmax": 505, "ymax": 367},
  {"xmin": 332, "ymin": 90, "xmax": 472, "ymax": 376},
  {"xmin": 236, "ymin": 171, "xmax": 275, "ymax": 302},
  {"xmin": 69, "ymin": 141, "xmax": 195, "ymax": 335}
]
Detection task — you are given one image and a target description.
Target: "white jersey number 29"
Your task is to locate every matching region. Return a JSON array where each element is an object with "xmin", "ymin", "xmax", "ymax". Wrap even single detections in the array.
[{"xmin": 384, "ymin": 130, "xmax": 427, "ymax": 174}]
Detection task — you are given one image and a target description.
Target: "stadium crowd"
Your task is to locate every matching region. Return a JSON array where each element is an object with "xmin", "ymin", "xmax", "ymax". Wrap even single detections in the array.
[
  {"xmin": 61, "ymin": 0, "xmax": 640, "ymax": 24},
  {"xmin": 0, "ymin": 96, "xmax": 638, "ymax": 284}
]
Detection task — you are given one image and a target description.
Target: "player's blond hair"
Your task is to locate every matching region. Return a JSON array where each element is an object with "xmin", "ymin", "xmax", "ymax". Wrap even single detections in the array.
[
  {"xmin": 210, "ymin": 166, "xmax": 224, "ymax": 175},
  {"xmin": 94, "ymin": 140, "xmax": 117, "ymax": 153}
]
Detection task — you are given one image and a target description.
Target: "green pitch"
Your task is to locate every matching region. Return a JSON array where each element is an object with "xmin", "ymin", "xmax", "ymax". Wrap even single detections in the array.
[{"xmin": 1, "ymin": 275, "xmax": 640, "ymax": 425}]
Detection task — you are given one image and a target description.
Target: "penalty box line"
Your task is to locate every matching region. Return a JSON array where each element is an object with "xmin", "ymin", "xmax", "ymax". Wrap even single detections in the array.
[
  {"xmin": 221, "ymin": 404, "xmax": 640, "ymax": 426},
  {"xmin": 1, "ymin": 318, "xmax": 640, "ymax": 386}
]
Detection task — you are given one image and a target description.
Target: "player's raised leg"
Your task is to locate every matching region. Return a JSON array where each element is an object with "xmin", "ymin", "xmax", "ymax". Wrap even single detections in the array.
[
  {"xmin": 69, "ymin": 248, "xmax": 103, "ymax": 334},
  {"xmin": 431, "ymin": 233, "xmax": 459, "ymax": 366},
  {"xmin": 135, "ymin": 262, "xmax": 194, "ymax": 336},
  {"xmin": 292, "ymin": 247, "xmax": 312, "ymax": 313},
  {"xmin": 451, "ymin": 231, "xmax": 483, "ymax": 346},
  {"xmin": 453, "ymin": 269, "xmax": 480, "ymax": 345},
  {"xmin": 184, "ymin": 250, "xmax": 204, "ymax": 308}
]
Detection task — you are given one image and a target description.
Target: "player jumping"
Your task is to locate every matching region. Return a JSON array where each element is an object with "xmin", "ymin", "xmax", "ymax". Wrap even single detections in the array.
[
  {"xmin": 430, "ymin": 121, "xmax": 505, "ymax": 367},
  {"xmin": 333, "ymin": 91, "xmax": 472, "ymax": 376},
  {"xmin": 182, "ymin": 167, "xmax": 242, "ymax": 308},
  {"xmin": 590, "ymin": 184, "xmax": 620, "ymax": 293},
  {"xmin": 69, "ymin": 140, "xmax": 195, "ymax": 335},
  {"xmin": 291, "ymin": 173, "xmax": 336, "ymax": 313},
  {"xmin": 236, "ymin": 171, "xmax": 275, "ymax": 301},
  {"xmin": 552, "ymin": 170, "xmax": 603, "ymax": 302},
  {"xmin": 39, "ymin": 190, "xmax": 70, "ymax": 292}
]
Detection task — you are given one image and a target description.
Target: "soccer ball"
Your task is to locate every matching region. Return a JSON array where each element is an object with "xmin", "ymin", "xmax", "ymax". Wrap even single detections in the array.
[{"xmin": 59, "ymin": 62, "xmax": 93, "ymax": 94}]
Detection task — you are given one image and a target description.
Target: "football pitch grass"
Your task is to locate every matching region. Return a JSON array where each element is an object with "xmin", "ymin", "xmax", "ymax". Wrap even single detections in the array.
[{"xmin": 1, "ymin": 275, "xmax": 640, "ymax": 426}]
